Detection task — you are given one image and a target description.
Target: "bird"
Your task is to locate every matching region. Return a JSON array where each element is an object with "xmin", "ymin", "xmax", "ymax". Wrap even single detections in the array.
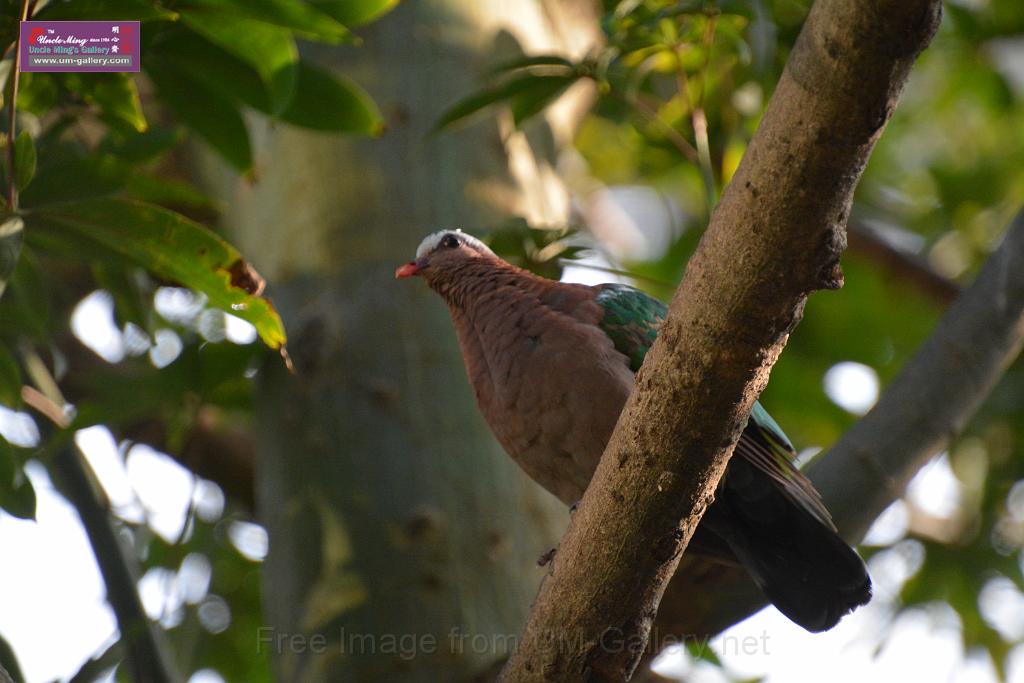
[{"xmin": 395, "ymin": 228, "xmax": 872, "ymax": 632}]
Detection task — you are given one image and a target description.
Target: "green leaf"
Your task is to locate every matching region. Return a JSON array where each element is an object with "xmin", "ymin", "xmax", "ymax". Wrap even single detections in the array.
[
  {"xmin": 99, "ymin": 126, "xmax": 185, "ymax": 164},
  {"xmin": 2, "ymin": 472, "xmax": 36, "ymax": 521},
  {"xmin": 0, "ymin": 342, "xmax": 20, "ymax": 407},
  {"xmin": 153, "ymin": 32, "xmax": 380, "ymax": 134},
  {"xmin": 85, "ymin": 74, "xmax": 148, "ymax": 133},
  {"xmin": 310, "ymin": 0, "xmax": 398, "ymax": 26},
  {"xmin": 0, "ymin": 439, "xmax": 35, "ymax": 521},
  {"xmin": 509, "ymin": 75, "xmax": 577, "ymax": 126},
  {"xmin": 685, "ymin": 638, "xmax": 723, "ymax": 666},
  {"xmin": 146, "ymin": 61, "xmax": 253, "ymax": 172},
  {"xmin": 280, "ymin": 61, "xmax": 382, "ymax": 133},
  {"xmin": 0, "ymin": 216, "xmax": 24, "ymax": 300},
  {"xmin": 91, "ymin": 262, "xmax": 151, "ymax": 331},
  {"xmin": 487, "ymin": 55, "xmax": 576, "ymax": 76},
  {"xmin": 20, "ymin": 153, "xmax": 128, "ymax": 207},
  {"xmin": 34, "ymin": 0, "xmax": 178, "ymax": 21},
  {"xmin": 16, "ymin": 73, "xmax": 59, "ymax": 116},
  {"xmin": 25, "ymin": 198, "xmax": 286, "ymax": 348},
  {"xmin": 124, "ymin": 173, "xmax": 221, "ymax": 211},
  {"xmin": 0, "ymin": 7, "xmax": 16, "ymax": 55},
  {"xmin": 433, "ymin": 74, "xmax": 557, "ymax": 132},
  {"xmin": 13, "ymin": 130, "xmax": 36, "ymax": 192},
  {"xmin": 150, "ymin": 30, "xmax": 271, "ymax": 112},
  {"xmin": 180, "ymin": 0, "xmax": 352, "ymax": 43},
  {"xmin": 0, "ymin": 247, "xmax": 52, "ymax": 342},
  {"xmin": 0, "ymin": 630, "xmax": 26, "ymax": 683},
  {"xmin": 179, "ymin": 14, "xmax": 299, "ymax": 115}
]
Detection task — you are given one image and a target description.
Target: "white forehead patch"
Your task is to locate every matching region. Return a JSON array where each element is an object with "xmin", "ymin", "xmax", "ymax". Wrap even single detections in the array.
[{"xmin": 415, "ymin": 229, "xmax": 495, "ymax": 258}]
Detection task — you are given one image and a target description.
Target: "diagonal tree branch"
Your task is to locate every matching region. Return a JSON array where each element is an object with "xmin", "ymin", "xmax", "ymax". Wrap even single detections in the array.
[
  {"xmin": 848, "ymin": 219, "xmax": 960, "ymax": 306},
  {"xmin": 51, "ymin": 442, "xmax": 178, "ymax": 683},
  {"xmin": 22, "ymin": 365, "xmax": 177, "ymax": 683},
  {"xmin": 499, "ymin": 0, "xmax": 942, "ymax": 680},
  {"xmin": 816, "ymin": 207, "xmax": 1024, "ymax": 539},
  {"xmin": 650, "ymin": 205, "xmax": 1024, "ymax": 644}
]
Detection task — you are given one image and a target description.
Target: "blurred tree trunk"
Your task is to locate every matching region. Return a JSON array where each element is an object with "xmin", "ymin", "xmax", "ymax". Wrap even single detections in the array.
[{"xmin": 195, "ymin": 1, "xmax": 598, "ymax": 680}]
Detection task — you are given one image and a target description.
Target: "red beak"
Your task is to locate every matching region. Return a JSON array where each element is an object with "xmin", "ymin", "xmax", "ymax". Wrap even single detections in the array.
[{"xmin": 395, "ymin": 261, "xmax": 420, "ymax": 279}]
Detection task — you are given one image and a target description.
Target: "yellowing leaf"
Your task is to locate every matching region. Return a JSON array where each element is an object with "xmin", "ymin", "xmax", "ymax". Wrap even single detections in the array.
[{"xmin": 25, "ymin": 199, "xmax": 286, "ymax": 349}]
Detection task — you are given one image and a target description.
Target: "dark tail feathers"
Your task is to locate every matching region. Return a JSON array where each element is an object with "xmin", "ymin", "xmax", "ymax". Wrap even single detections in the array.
[{"xmin": 702, "ymin": 459, "xmax": 872, "ymax": 632}]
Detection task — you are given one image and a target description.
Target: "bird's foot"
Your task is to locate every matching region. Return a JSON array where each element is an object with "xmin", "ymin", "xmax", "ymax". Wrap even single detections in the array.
[
  {"xmin": 537, "ymin": 547, "xmax": 557, "ymax": 567},
  {"xmin": 569, "ymin": 500, "xmax": 580, "ymax": 515}
]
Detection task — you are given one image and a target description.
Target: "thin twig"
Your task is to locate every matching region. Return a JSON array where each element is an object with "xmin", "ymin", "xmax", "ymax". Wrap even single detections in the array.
[
  {"xmin": 556, "ymin": 258, "xmax": 673, "ymax": 289},
  {"xmin": 20, "ymin": 385, "xmax": 66, "ymax": 427},
  {"xmin": 678, "ymin": 15, "xmax": 719, "ymax": 211},
  {"xmin": 67, "ymin": 640, "xmax": 125, "ymax": 683},
  {"xmin": 5, "ymin": 0, "xmax": 31, "ymax": 211},
  {"xmin": 692, "ymin": 107, "xmax": 715, "ymax": 207},
  {"xmin": 618, "ymin": 92, "xmax": 700, "ymax": 164}
]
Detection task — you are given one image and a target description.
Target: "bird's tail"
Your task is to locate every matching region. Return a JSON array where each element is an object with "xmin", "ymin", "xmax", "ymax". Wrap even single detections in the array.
[{"xmin": 702, "ymin": 459, "xmax": 872, "ymax": 632}]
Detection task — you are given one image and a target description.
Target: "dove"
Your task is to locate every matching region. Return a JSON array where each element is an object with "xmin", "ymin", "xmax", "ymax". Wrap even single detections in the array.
[{"xmin": 396, "ymin": 229, "xmax": 871, "ymax": 632}]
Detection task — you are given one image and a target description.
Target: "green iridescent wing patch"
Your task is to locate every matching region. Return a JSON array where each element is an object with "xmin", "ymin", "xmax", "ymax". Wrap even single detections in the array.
[
  {"xmin": 593, "ymin": 282, "xmax": 832, "ymax": 526},
  {"xmin": 594, "ymin": 283, "xmax": 667, "ymax": 372}
]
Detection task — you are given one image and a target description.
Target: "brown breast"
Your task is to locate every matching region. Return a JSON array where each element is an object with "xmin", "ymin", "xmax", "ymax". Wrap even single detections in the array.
[{"xmin": 448, "ymin": 274, "xmax": 635, "ymax": 505}]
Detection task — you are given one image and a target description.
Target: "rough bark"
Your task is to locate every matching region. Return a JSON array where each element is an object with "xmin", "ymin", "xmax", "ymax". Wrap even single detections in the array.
[
  {"xmin": 194, "ymin": 1, "xmax": 599, "ymax": 681},
  {"xmin": 499, "ymin": 1, "xmax": 942, "ymax": 680},
  {"xmin": 650, "ymin": 206, "xmax": 1024, "ymax": 642}
]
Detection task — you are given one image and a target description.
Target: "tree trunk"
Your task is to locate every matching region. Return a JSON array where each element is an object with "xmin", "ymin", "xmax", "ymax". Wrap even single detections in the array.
[{"xmin": 194, "ymin": 1, "xmax": 598, "ymax": 680}]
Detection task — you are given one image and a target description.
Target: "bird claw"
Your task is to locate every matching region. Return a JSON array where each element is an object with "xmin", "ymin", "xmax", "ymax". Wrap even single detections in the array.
[
  {"xmin": 569, "ymin": 501, "xmax": 580, "ymax": 515},
  {"xmin": 537, "ymin": 547, "xmax": 557, "ymax": 567}
]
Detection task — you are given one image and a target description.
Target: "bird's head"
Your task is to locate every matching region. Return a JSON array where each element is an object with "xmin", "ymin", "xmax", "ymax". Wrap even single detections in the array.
[{"xmin": 394, "ymin": 230, "xmax": 497, "ymax": 286}]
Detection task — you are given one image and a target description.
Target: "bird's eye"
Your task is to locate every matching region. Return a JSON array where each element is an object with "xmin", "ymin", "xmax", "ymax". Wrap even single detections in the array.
[{"xmin": 440, "ymin": 234, "xmax": 461, "ymax": 249}]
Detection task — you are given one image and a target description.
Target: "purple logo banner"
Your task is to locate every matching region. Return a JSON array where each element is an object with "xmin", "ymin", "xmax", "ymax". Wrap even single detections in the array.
[{"xmin": 20, "ymin": 21, "xmax": 140, "ymax": 72}]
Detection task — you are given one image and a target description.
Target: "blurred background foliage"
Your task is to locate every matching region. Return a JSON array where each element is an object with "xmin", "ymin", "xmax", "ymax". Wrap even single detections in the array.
[
  {"xmin": 0, "ymin": 0, "xmax": 394, "ymax": 680},
  {"xmin": 0, "ymin": 0, "xmax": 1023, "ymax": 680}
]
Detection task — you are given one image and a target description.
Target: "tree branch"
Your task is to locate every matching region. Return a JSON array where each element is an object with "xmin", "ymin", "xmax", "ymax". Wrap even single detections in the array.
[
  {"xmin": 51, "ymin": 442, "xmax": 178, "ymax": 683},
  {"xmin": 815, "ymin": 207, "xmax": 1024, "ymax": 538},
  {"xmin": 499, "ymin": 1, "xmax": 942, "ymax": 680},
  {"xmin": 848, "ymin": 219, "xmax": 960, "ymax": 306},
  {"xmin": 22, "ymin": 344, "xmax": 178, "ymax": 683},
  {"xmin": 650, "ymin": 205, "xmax": 1024, "ymax": 643}
]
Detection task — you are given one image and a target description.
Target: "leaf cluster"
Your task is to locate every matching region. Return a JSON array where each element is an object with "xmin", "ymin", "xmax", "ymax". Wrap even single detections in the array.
[{"xmin": 0, "ymin": 0, "xmax": 397, "ymax": 679}]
